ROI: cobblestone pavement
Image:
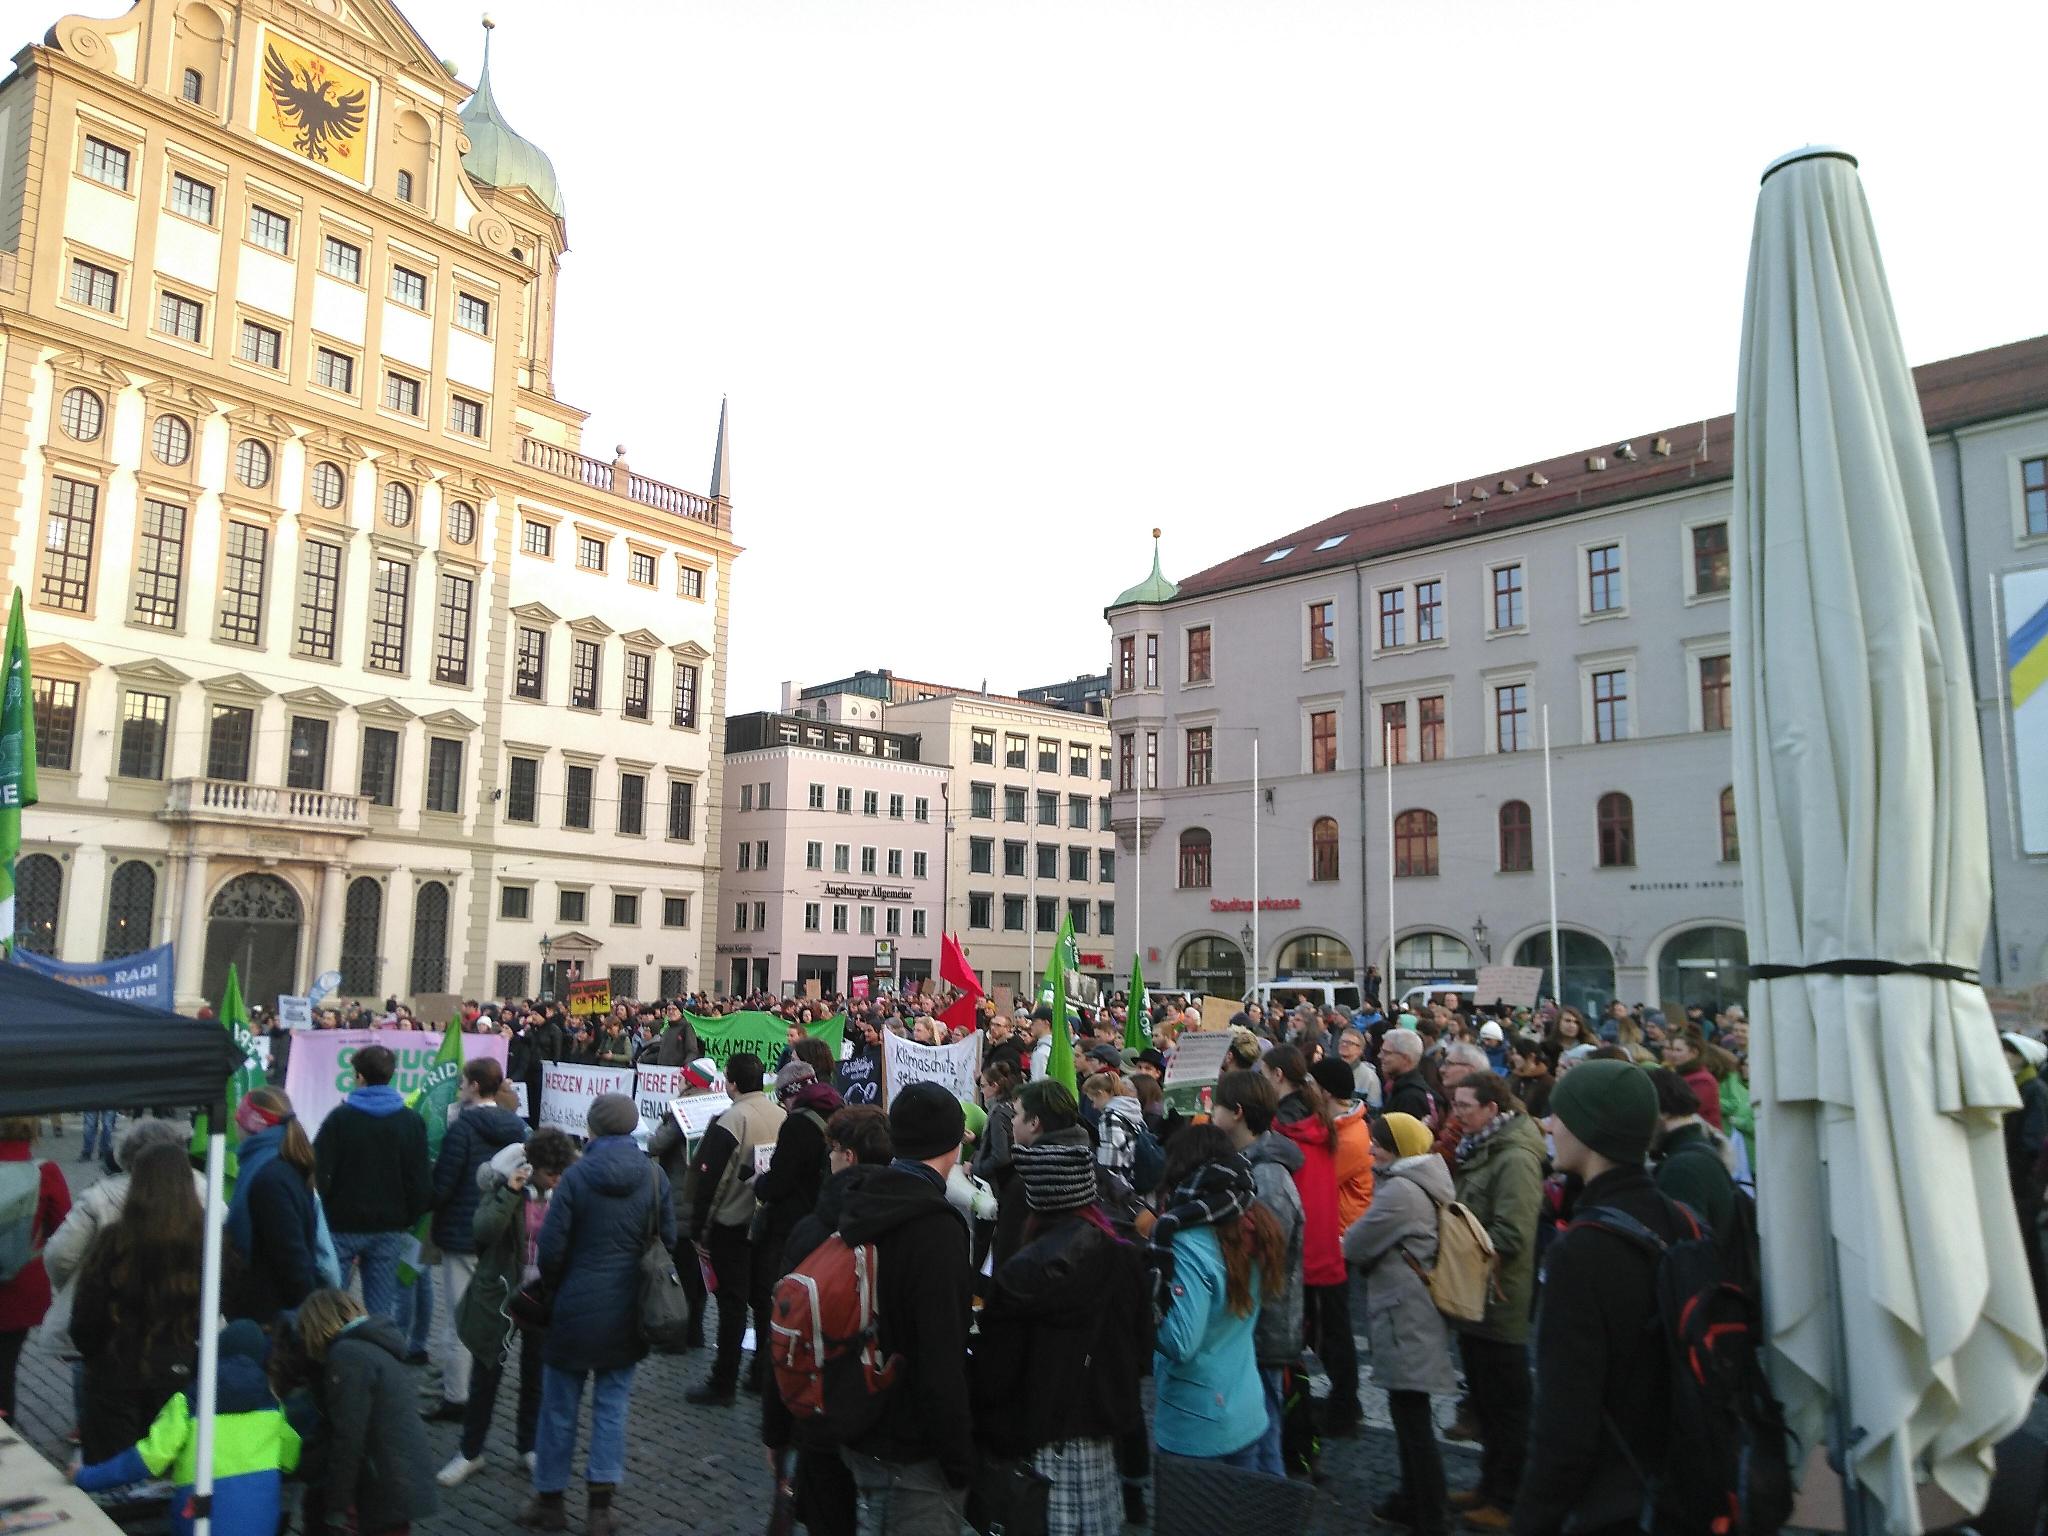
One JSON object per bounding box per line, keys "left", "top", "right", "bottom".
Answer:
{"left": 14, "top": 1119, "right": 1475, "bottom": 1534}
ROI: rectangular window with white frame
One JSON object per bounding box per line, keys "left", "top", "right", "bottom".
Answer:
{"left": 1488, "top": 560, "right": 1526, "bottom": 633}
{"left": 1583, "top": 658, "right": 1632, "bottom": 743}
{"left": 1376, "top": 586, "right": 1405, "bottom": 649}
{"left": 1582, "top": 538, "right": 1627, "bottom": 617}
{"left": 1305, "top": 600, "right": 1336, "bottom": 664}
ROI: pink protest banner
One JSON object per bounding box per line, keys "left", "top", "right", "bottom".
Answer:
{"left": 283, "top": 1028, "right": 509, "bottom": 1137}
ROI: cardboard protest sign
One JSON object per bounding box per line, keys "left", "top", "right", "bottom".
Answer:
{"left": 1198, "top": 995, "right": 1239, "bottom": 1034}
{"left": 1164, "top": 1028, "right": 1233, "bottom": 1089}
{"left": 1474, "top": 965, "right": 1544, "bottom": 1010}
{"left": 282, "top": 1029, "right": 509, "bottom": 1136}
{"left": 537, "top": 1062, "right": 634, "bottom": 1136}
{"left": 881, "top": 1029, "right": 981, "bottom": 1107}
{"left": 567, "top": 979, "right": 612, "bottom": 1017}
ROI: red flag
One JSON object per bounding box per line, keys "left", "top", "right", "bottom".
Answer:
{"left": 941, "top": 933, "right": 983, "bottom": 997}
{"left": 939, "top": 992, "right": 980, "bottom": 1036}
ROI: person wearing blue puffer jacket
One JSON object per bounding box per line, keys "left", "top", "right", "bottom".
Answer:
{"left": 1145, "top": 1126, "right": 1288, "bottom": 1472}
{"left": 226, "top": 1088, "right": 337, "bottom": 1325}
{"left": 75, "top": 1319, "right": 300, "bottom": 1536}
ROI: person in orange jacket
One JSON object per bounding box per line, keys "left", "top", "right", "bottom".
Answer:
{"left": 1310, "top": 1058, "right": 1375, "bottom": 1229}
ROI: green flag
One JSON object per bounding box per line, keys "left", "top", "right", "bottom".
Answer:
{"left": 686, "top": 1011, "right": 846, "bottom": 1070}
{"left": 1124, "top": 954, "right": 1151, "bottom": 1052}
{"left": 1044, "top": 913, "right": 1078, "bottom": 1096}
{"left": 192, "top": 963, "right": 267, "bottom": 1188}
{"left": 0, "top": 590, "right": 39, "bottom": 957}
{"left": 400, "top": 1021, "right": 465, "bottom": 1284}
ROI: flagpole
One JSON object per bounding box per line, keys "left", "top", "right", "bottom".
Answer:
{"left": 1385, "top": 721, "right": 1397, "bottom": 1010}
{"left": 1134, "top": 740, "right": 1142, "bottom": 994}
{"left": 1543, "top": 704, "right": 1561, "bottom": 1009}
{"left": 1028, "top": 828, "right": 1038, "bottom": 1001}
{"left": 1250, "top": 732, "right": 1260, "bottom": 1000}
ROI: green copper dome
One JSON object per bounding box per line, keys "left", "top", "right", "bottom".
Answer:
{"left": 459, "top": 31, "right": 564, "bottom": 220}
{"left": 1110, "top": 532, "right": 1179, "bottom": 609}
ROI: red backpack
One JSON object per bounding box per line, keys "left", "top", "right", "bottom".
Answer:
{"left": 769, "top": 1234, "right": 901, "bottom": 1443}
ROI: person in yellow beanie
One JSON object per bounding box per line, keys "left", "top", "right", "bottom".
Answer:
{"left": 1341, "top": 1112, "right": 1455, "bottom": 1534}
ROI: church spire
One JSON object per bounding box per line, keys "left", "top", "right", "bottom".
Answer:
{"left": 709, "top": 396, "right": 731, "bottom": 502}
{"left": 1109, "top": 528, "right": 1178, "bottom": 609}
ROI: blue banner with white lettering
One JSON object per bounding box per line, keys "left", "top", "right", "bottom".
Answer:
{"left": 15, "top": 943, "right": 175, "bottom": 1007}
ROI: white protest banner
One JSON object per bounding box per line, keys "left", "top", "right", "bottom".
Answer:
{"left": 277, "top": 995, "right": 313, "bottom": 1031}
{"left": 631, "top": 1064, "right": 703, "bottom": 1139}
{"left": 1164, "top": 1028, "right": 1234, "bottom": 1089}
{"left": 1473, "top": 965, "right": 1544, "bottom": 1010}
{"left": 670, "top": 1093, "right": 733, "bottom": 1140}
{"left": 537, "top": 1062, "right": 634, "bottom": 1137}
{"left": 881, "top": 1030, "right": 981, "bottom": 1107}
{"left": 283, "top": 1029, "right": 510, "bottom": 1137}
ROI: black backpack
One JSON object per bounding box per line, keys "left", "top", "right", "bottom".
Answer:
{"left": 1569, "top": 1199, "right": 1794, "bottom": 1536}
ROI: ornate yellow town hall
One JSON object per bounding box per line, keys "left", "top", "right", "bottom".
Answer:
{"left": 0, "top": 0, "right": 736, "bottom": 1009}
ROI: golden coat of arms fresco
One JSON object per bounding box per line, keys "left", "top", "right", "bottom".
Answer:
{"left": 255, "top": 32, "right": 371, "bottom": 176}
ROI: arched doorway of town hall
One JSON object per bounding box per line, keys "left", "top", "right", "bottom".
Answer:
{"left": 1656, "top": 925, "right": 1749, "bottom": 1016}
{"left": 1176, "top": 936, "right": 1245, "bottom": 998}
{"left": 1512, "top": 928, "right": 1616, "bottom": 1018}
{"left": 202, "top": 873, "right": 303, "bottom": 1010}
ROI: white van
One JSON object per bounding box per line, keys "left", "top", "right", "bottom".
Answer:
{"left": 1398, "top": 982, "right": 1477, "bottom": 1014}
{"left": 1248, "top": 979, "right": 1364, "bottom": 1015}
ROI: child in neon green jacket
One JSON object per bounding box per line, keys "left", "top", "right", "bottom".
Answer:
{"left": 76, "top": 1319, "right": 300, "bottom": 1536}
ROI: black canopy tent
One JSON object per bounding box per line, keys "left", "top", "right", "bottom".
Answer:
{"left": 0, "top": 961, "right": 243, "bottom": 1115}
{"left": 0, "top": 959, "right": 244, "bottom": 1536}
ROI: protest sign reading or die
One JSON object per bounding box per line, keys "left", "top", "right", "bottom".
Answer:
{"left": 881, "top": 1030, "right": 981, "bottom": 1107}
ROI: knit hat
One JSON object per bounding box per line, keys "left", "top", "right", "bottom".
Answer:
{"left": 1013, "top": 1134, "right": 1097, "bottom": 1213}
{"left": 1373, "top": 1111, "right": 1434, "bottom": 1160}
{"left": 1478, "top": 1021, "right": 1504, "bottom": 1044}
{"left": 681, "top": 1057, "right": 724, "bottom": 1093}
{"left": 1548, "top": 1058, "right": 1658, "bottom": 1165}
{"left": 889, "top": 1081, "right": 965, "bottom": 1161}
{"left": 587, "top": 1092, "right": 640, "bottom": 1138}
{"left": 774, "top": 1060, "right": 816, "bottom": 1104}
{"left": 1309, "top": 1057, "right": 1356, "bottom": 1103}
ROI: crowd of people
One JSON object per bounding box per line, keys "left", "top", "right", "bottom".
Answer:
{"left": 4, "top": 979, "right": 2046, "bottom": 1536}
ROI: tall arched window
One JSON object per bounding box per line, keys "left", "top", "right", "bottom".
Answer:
{"left": 1719, "top": 786, "right": 1739, "bottom": 862}
{"left": 1597, "top": 792, "right": 1635, "bottom": 867}
{"left": 1498, "top": 800, "right": 1533, "bottom": 872}
{"left": 1394, "top": 810, "right": 1438, "bottom": 877}
{"left": 409, "top": 881, "right": 450, "bottom": 994}
{"left": 339, "top": 877, "right": 383, "bottom": 996}
{"left": 1311, "top": 817, "right": 1340, "bottom": 882}
{"left": 1177, "top": 828, "right": 1211, "bottom": 890}
{"left": 13, "top": 853, "right": 61, "bottom": 955}
{"left": 103, "top": 861, "right": 157, "bottom": 959}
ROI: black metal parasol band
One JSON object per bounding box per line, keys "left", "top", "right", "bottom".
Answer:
{"left": 1748, "top": 959, "right": 1980, "bottom": 985}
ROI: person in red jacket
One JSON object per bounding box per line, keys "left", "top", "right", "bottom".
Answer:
{"left": 1263, "top": 1046, "right": 1359, "bottom": 1436}
{"left": 0, "top": 1116, "right": 73, "bottom": 1423}
{"left": 1664, "top": 1024, "right": 1726, "bottom": 1132}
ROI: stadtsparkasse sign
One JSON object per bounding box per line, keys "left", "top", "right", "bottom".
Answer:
{"left": 1208, "top": 897, "right": 1303, "bottom": 912}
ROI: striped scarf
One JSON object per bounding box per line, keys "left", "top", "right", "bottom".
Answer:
{"left": 1145, "top": 1155, "right": 1256, "bottom": 1321}
{"left": 1014, "top": 1136, "right": 1099, "bottom": 1214}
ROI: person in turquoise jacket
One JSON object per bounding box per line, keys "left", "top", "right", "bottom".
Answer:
{"left": 1146, "top": 1126, "right": 1289, "bottom": 1470}
{"left": 75, "top": 1318, "right": 300, "bottom": 1536}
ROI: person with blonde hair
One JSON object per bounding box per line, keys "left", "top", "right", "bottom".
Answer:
{"left": 296, "top": 1288, "right": 438, "bottom": 1535}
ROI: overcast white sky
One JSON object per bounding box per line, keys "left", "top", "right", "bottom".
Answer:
{"left": 400, "top": 1, "right": 2048, "bottom": 709}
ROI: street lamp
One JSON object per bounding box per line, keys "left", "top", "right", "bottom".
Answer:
{"left": 1239, "top": 922, "right": 1254, "bottom": 995}
{"left": 1472, "top": 915, "right": 1491, "bottom": 963}
{"left": 539, "top": 931, "right": 554, "bottom": 1000}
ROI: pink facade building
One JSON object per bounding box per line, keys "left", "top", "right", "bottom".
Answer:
{"left": 716, "top": 712, "right": 949, "bottom": 995}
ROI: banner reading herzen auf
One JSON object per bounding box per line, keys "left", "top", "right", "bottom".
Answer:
{"left": 686, "top": 1011, "right": 846, "bottom": 1070}
{"left": 536, "top": 1061, "right": 633, "bottom": 1137}
{"left": 881, "top": 1029, "right": 981, "bottom": 1108}
{"left": 283, "top": 1028, "right": 509, "bottom": 1137}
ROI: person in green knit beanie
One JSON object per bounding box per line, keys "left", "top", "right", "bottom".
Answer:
{"left": 1547, "top": 1059, "right": 1659, "bottom": 1166}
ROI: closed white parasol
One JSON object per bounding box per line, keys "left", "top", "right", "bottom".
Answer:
{"left": 1732, "top": 145, "right": 2045, "bottom": 1532}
